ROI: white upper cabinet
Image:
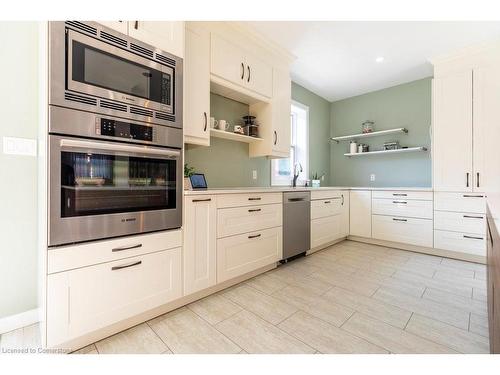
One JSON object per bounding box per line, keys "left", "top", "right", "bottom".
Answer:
{"left": 98, "top": 21, "right": 128, "bottom": 34}
{"left": 211, "top": 34, "right": 248, "bottom": 88}
{"left": 432, "top": 71, "right": 473, "bottom": 192}
{"left": 249, "top": 67, "right": 291, "bottom": 158}
{"left": 210, "top": 33, "right": 273, "bottom": 98}
{"left": 128, "top": 21, "right": 185, "bottom": 58}
{"left": 184, "top": 24, "right": 211, "bottom": 146}
{"left": 473, "top": 65, "right": 500, "bottom": 193}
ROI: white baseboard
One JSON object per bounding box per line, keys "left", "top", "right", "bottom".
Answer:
{"left": 0, "top": 308, "right": 40, "bottom": 335}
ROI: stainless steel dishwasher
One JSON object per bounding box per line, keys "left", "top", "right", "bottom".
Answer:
{"left": 282, "top": 191, "right": 311, "bottom": 260}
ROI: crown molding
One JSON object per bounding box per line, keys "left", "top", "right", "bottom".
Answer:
{"left": 429, "top": 37, "right": 500, "bottom": 66}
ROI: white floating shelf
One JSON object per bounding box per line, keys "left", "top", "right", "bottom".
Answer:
{"left": 331, "top": 127, "right": 408, "bottom": 142}
{"left": 344, "top": 147, "right": 427, "bottom": 157}
{"left": 210, "top": 128, "right": 263, "bottom": 143}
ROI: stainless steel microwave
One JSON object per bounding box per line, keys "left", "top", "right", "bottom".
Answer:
{"left": 49, "top": 21, "right": 182, "bottom": 128}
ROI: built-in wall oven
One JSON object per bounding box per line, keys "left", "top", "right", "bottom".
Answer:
{"left": 48, "top": 107, "right": 183, "bottom": 247}
{"left": 49, "top": 21, "right": 182, "bottom": 128}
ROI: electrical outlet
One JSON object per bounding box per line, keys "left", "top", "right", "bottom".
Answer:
{"left": 370, "top": 174, "right": 376, "bottom": 182}
{"left": 252, "top": 170, "right": 257, "bottom": 180}
{"left": 321, "top": 175, "right": 325, "bottom": 181}
{"left": 2, "top": 137, "right": 37, "bottom": 156}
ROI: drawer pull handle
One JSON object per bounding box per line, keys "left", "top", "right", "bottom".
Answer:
{"left": 112, "top": 244, "right": 142, "bottom": 252}
{"left": 463, "top": 215, "right": 483, "bottom": 219}
{"left": 392, "top": 218, "right": 407, "bottom": 222}
{"left": 192, "top": 198, "right": 212, "bottom": 202}
{"left": 463, "top": 194, "right": 484, "bottom": 198}
{"left": 393, "top": 193, "right": 407, "bottom": 196}
{"left": 248, "top": 197, "right": 261, "bottom": 201}
{"left": 463, "top": 235, "right": 483, "bottom": 240}
{"left": 248, "top": 234, "right": 261, "bottom": 239}
{"left": 248, "top": 208, "right": 262, "bottom": 212}
{"left": 324, "top": 201, "right": 331, "bottom": 204}
{"left": 392, "top": 201, "right": 407, "bottom": 204}
{"left": 112, "top": 260, "right": 142, "bottom": 271}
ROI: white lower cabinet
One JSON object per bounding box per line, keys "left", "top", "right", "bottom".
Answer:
{"left": 311, "top": 215, "right": 341, "bottom": 249}
{"left": 311, "top": 198, "right": 342, "bottom": 220}
{"left": 434, "top": 230, "right": 486, "bottom": 256}
{"left": 372, "top": 215, "right": 433, "bottom": 247}
{"left": 47, "top": 248, "right": 182, "bottom": 347}
{"left": 434, "top": 192, "right": 486, "bottom": 214}
{"left": 217, "top": 227, "right": 282, "bottom": 282}
{"left": 184, "top": 196, "right": 217, "bottom": 295}
{"left": 217, "top": 203, "right": 282, "bottom": 238}
{"left": 349, "top": 190, "right": 372, "bottom": 238}
{"left": 372, "top": 198, "right": 433, "bottom": 219}
{"left": 434, "top": 210, "right": 486, "bottom": 235}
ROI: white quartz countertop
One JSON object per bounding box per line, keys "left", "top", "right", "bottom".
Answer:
{"left": 184, "top": 186, "right": 433, "bottom": 195}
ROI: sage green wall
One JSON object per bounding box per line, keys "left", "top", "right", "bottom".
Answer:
{"left": 292, "top": 82, "right": 332, "bottom": 184}
{"left": 0, "top": 22, "right": 39, "bottom": 319}
{"left": 185, "top": 83, "right": 332, "bottom": 188}
{"left": 330, "top": 78, "right": 432, "bottom": 187}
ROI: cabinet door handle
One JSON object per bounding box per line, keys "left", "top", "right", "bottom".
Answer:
{"left": 393, "top": 193, "right": 407, "bottom": 196}
{"left": 248, "top": 197, "right": 261, "bottom": 201}
{"left": 192, "top": 198, "right": 211, "bottom": 202}
{"left": 248, "top": 208, "right": 261, "bottom": 212}
{"left": 203, "top": 112, "right": 207, "bottom": 132}
{"left": 247, "top": 66, "right": 251, "bottom": 82}
{"left": 273, "top": 131, "right": 277, "bottom": 145}
{"left": 248, "top": 233, "right": 261, "bottom": 239}
{"left": 112, "top": 243, "right": 142, "bottom": 252}
{"left": 477, "top": 172, "right": 480, "bottom": 188}
{"left": 463, "top": 194, "right": 484, "bottom": 198}
{"left": 463, "top": 235, "right": 484, "bottom": 240}
{"left": 463, "top": 215, "right": 484, "bottom": 219}
{"left": 466, "top": 172, "right": 469, "bottom": 187}
{"left": 324, "top": 201, "right": 331, "bottom": 204}
{"left": 112, "top": 260, "right": 142, "bottom": 271}
{"left": 392, "top": 201, "right": 407, "bottom": 204}
{"left": 392, "top": 218, "right": 407, "bottom": 222}
{"left": 241, "top": 63, "right": 245, "bottom": 80}
{"left": 134, "top": 21, "right": 139, "bottom": 30}
{"left": 341, "top": 194, "right": 344, "bottom": 205}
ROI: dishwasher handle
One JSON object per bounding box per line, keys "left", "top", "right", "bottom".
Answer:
{"left": 287, "top": 197, "right": 306, "bottom": 202}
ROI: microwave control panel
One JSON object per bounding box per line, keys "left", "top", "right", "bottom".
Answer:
{"left": 96, "top": 118, "right": 153, "bottom": 142}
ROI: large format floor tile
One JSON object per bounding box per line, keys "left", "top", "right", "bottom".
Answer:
{"left": 278, "top": 311, "right": 388, "bottom": 354}
{"left": 187, "top": 293, "right": 242, "bottom": 325}
{"left": 222, "top": 284, "right": 297, "bottom": 325}
{"left": 244, "top": 272, "right": 288, "bottom": 295}
{"left": 342, "top": 313, "right": 457, "bottom": 354}
{"left": 216, "top": 310, "right": 315, "bottom": 354}
{"left": 95, "top": 323, "right": 168, "bottom": 354}
{"left": 324, "top": 287, "right": 412, "bottom": 329}
{"left": 405, "top": 314, "right": 490, "bottom": 354}
{"left": 148, "top": 308, "right": 241, "bottom": 354}
{"left": 373, "top": 287, "right": 470, "bottom": 330}
{"left": 422, "top": 287, "right": 488, "bottom": 317}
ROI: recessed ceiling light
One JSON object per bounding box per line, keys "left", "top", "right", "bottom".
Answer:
{"left": 375, "top": 56, "right": 385, "bottom": 63}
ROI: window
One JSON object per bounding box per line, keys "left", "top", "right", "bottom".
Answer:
{"left": 271, "top": 101, "right": 309, "bottom": 186}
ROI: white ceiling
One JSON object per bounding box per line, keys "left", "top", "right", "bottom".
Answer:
{"left": 241, "top": 21, "right": 500, "bottom": 102}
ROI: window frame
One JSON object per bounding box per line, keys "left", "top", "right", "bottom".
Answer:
{"left": 270, "top": 100, "right": 309, "bottom": 186}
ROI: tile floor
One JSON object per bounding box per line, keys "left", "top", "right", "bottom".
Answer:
{"left": 0, "top": 240, "right": 490, "bottom": 354}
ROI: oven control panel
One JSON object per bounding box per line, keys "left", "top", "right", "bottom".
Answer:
{"left": 96, "top": 118, "right": 153, "bottom": 142}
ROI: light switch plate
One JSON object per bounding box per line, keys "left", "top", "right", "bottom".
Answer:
{"left": 252, "top": 170, "right": 257, "bottom": 180}
{"left": 2, "top": 137, "right": 37, "bottom": 157}
{"left": 370, "top": 174, "right": 376, "bottom": 181}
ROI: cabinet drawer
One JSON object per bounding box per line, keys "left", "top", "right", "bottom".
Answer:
{"left": 372, "top": 198, "right": 433, "bottom": 219}
{"left": 434, "top": 230, "right": 486, "bottom": 256}
{"left": 372, "top": 215, "right": 433, "bottom": 247}
{"left": 434, "top": 211, "right": 486, "bottom": 235}
{"left": 217, "top": 203, "right": 282, "bottom": 238}
{"left": 434, "top": 192, "right": 486, "bottom": 214}
{"left": 47, "top": 247, "right": 182, "bottom": 347}
{"left": 217, "top": 193, "right": 282, "bottom": 208}
{"left": 217, "top": 227, "right": 282, "bottom": 282}
{"left": 48, "top": 230, "right": 182, "bottom": 274}
{"left": 372, "top": 190, "right": 433, "bottom": 201}
{"left": 311, "top": 198, "right": 342, "bottom": 220}
{"left": 311, "top": 190, "right": 343, "bottom": 200}
{"left": 311, "top": 215, "right": 341, "bottom": 249}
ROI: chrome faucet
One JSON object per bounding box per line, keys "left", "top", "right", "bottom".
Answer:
{"left": 292, "top": 163, "right": 303, "bottom": 188}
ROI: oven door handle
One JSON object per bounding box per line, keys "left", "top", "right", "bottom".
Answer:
{"left": 60, "top": 138, "right": 180, "bottom": 159}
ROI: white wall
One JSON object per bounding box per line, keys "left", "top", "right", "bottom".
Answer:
{"left": 0, "top": 22, "right": 39, "bottom": 319}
